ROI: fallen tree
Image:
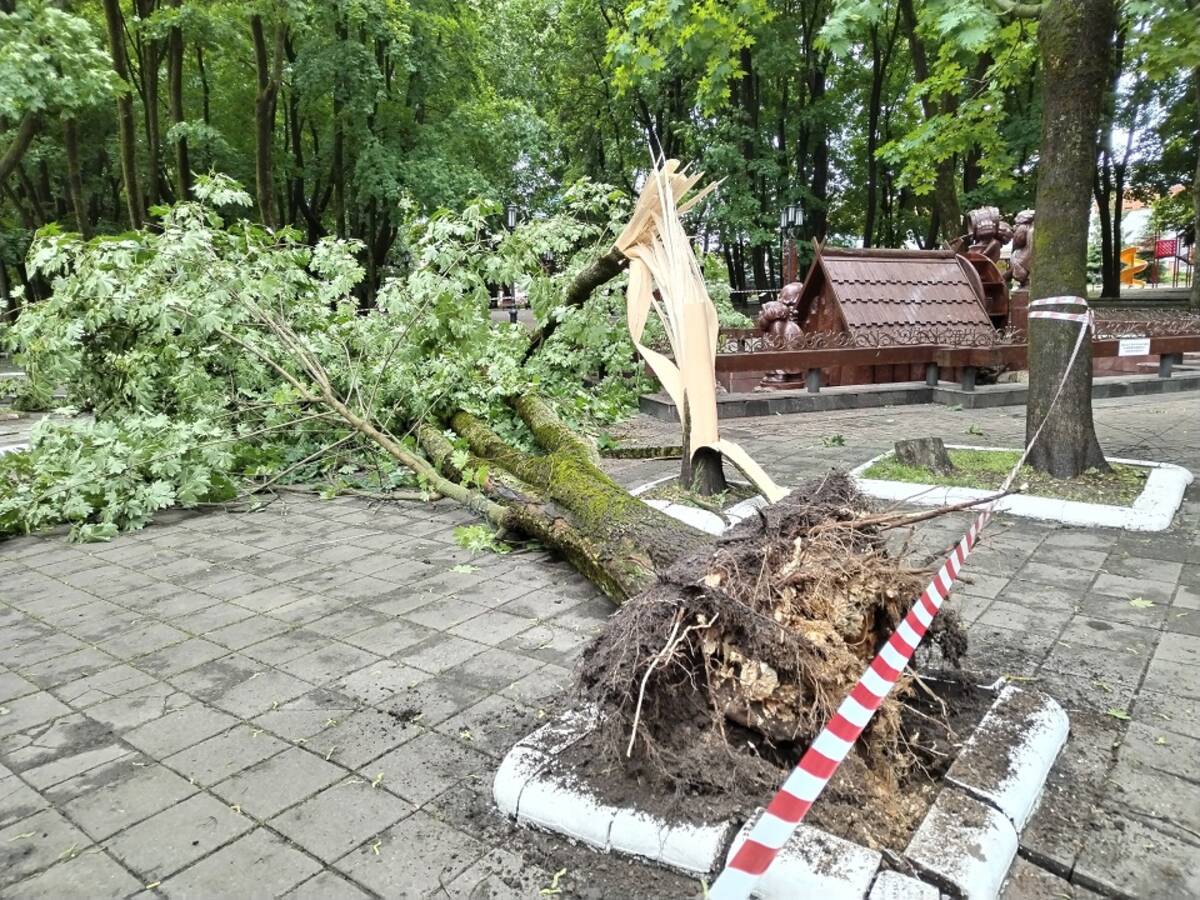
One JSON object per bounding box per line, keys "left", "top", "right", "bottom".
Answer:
{"left": 2, "top": 173, "right": 964, "bottom": 791}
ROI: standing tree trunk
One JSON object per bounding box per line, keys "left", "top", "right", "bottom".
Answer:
{"left": 166, "top": 0, "right": 190, "bottom": 201}
{"left": 102, "top": 0, "right": 143, "bottom": 228}
{"left": 135, "top": 0, "right": 163, "bottom": 206}
{"left": 1192, "top": 68, "right": 1200, "bottom": 311}
{"left": 1024, "top": 0, "right": 1115, "bottom": 477}
{"left": 63, "top": 118, "right": 91, "bottom": 238}
{"left": 250, "top": 14, "right": 283, "bottom": 228}
{"left": 899, "top": 0, "right": 963, "bottom": 244}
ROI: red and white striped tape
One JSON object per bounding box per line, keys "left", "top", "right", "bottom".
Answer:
{"left": 1029, "top": 295, "right": 1089, "bottom": 308}
{"left": 1028, "top": 310, "right": 1092, "bottom": 326}
{"left": 707, "top": 297, "right": 1093, "bottom": 899}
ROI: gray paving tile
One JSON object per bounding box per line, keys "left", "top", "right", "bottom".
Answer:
{"left": 3, "top": 846, "right": 142, "bottom": 899}
{"left": 104, "top": 791, "right": 253, "bottom": 882}
{"left": 53, "top": 664, "right": 157, "bottom": 708}
{"left": 86, "top": 682, "right": 191, "bottom": 733}
{"left": 1091, "top": 571, "right": 1179, "bottom": 605}
{"left": 61, "top": 761, "right": 197, "bottom": 840}
{"left": 121, "top": 704, "right": 239, "bottom": 758}
{"left": 158, "top": 827, "right": 322, "bottom": 898}
{"left": 335, "top": 809, "right": 485, "bottom": 896}
{"left": 396, "top": 634, "right": 485, "bottom": 675}
{"left": 279, "top": 643, "right": 380, "bottom": 686}
{"left": 269, "top": 780, "right": 412, "bottom": 863}
{"left": 305, "top": 708, "right": 425, "bottom": 770}
{"left": 164, "top": 724, "right": 288, "bottom": 787}
{"left": 0, "top": 808, "right": 95, "bottom": 889}
{"left": 0, "top": 692, "right": 72, "bottom": 738}
{"left": 0, "top": 771, "right": 48, "bottom": 829}
{"left": 212, "top": 746, "right": 343, "bottom": 819}
{"left": 368, "top": 731, "right": 490, "bottom": 806}
{"left": 285, "top": 869, "right": 372, "bottom": 899}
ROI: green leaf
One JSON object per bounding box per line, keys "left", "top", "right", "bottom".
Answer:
{"left": 1128, "top": 597, "right": 1155, "bottom": 609}
{"left": 1105, "top": 708, "right": 1131, "bottom": 721}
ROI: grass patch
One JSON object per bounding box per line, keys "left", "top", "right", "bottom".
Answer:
{"left": 863, "top": 448, "right": 1149, "bottom": 506}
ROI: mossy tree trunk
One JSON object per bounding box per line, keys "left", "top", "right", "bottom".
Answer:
{"left": 1024, "top": 0, "right": 1114, "bottom": 478}
{"left": 436, "top": 394, "right": 713, "bottom": 601}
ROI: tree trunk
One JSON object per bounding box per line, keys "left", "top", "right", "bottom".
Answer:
{"left": 1024, "top": 0, "right": 1114, "bottom": 478}
{"left": 899, "top": 0, "right": 962, "bottom": 244}
{"left": 136, "top": 0, "right": 163, "bottom": 207}
{"left": 251, "top": 14, "right": 283, "bottom": 228}
{"left": 864, "top": 27, "right": 884, "bottom": 248}
{"left": 63, "top": 118, "right": 91, "bottom": 238}
{"left": 0, "top": 112, "right": 38, "bottom": 187}
{"left": 443, "top": 397, "right": 713, "bottom": 600}
{"left": 1093, "top": 168, "right": 1117, "bottom": 297}
{"left": 167, "top": 0, "right": 190, "bottom": 201}
{"left": 1192, "top": 69, "right": 1200, "bottom": 311}
{"left": 102, "top": 0, "right": 143, "bottom": 228}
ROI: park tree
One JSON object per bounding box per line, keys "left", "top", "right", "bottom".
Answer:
{"left": 1023, "top": 0, "right": 1116, "bottom": 475}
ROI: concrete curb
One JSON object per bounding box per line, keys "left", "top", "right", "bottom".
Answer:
{"left": 946, "top": 685, "right": 1069, "bottom": 831}
{"left": 493, "top": 686, "right": 1068, "bottom": 897}
{"left": 631, "top": 477, "right": 772, "bottom": 537}
{"left": 850, "top": 445, "right": 1193, "bottom": 532}
{"left": 904, "top": 788, "right": 1018, "bottom": 900}
{"left": 724, "top": 814, "right": 881, "bottom": 899}
{"left": 867, "top": 870, "right": 940, "bottom": 900}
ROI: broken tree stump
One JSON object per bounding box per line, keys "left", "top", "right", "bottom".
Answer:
{"left": 894, "top": 437, "right": 956, "bottom": 475}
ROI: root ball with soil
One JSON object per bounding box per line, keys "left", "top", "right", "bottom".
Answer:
{"left": 574, "top": 473, "right": 968, "bottom": 845}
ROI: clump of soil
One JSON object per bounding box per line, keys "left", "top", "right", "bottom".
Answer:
{"left": 574, "top": 472, "right": 970, "bottom": 850}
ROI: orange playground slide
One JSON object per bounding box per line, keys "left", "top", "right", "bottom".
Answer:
{"left": 1120, "top": 246, "right": 1148, "bottom": 286}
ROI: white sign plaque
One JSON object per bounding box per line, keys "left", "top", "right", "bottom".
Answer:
{"left": 1118, "top": 337, "right": 1151, "bottom": 357}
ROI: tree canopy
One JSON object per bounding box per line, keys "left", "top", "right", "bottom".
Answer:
{"left": 0, "top": 0, "right": 1193, "bottom": 303}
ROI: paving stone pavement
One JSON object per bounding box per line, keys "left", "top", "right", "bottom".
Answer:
{"left": 1, "top": 394, "right": 1198, "bottom": 898}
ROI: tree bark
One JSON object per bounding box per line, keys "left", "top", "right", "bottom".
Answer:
{"left": 251, "top": 14, "right": 283, "bottom": 228}
{"left": 63, "top": 118, "right": 91, "bottom": 238}
{"left": 167, "top": 0, "right": 190, "bottom": 201}
{"left": 135, "top": 0, "right": 163, "bottom": 206}
{"left": 523, "top": 246, "right": 628, "bottom": 362}
{"left": 898, "top": 0, "right": 963, "bottom": 243}
{"left": 1024, "top": 0, "right": 1114, "bottom": 478}
{"left": 0, "top": 112, "right": 38, "bottom": 187}
{"left": 1192, "top": 68, "right": 1200, "bottom": 311}
{"left": 102, "top": 0, "right": 143, "bottom": 228}
{"left": 445, "top": 398, "right": 712, "bottom": 600}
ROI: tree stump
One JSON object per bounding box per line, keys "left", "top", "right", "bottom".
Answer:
{"left": 894, "top": 438, "right": 956, "bottom": 475}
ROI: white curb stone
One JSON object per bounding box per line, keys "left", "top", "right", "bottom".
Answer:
{"left": 643, "top": 498, "right": 728, "bottom": 535}
{"left": 492, "top": 744, "right": 548, "bottom": 818}
{"left": 946, "top": 685, "right": 1069, "bottom": 830}
{"left": 849, "top": 445, "right": 1193, "bottom": 532}
{"left": 868, "top": 870, "right": 940, "bottom": 900}
{"left": 609, "top": 808, "right": 733, "bottom": 873}
{"left": 726, "top": 813, "right": 882, "bottom": 900}
{"left": 517, "top": 772, "right": 615, "bottom": 850}
{"left": 904, "top": 788, "right": 1018, "bottom": 900}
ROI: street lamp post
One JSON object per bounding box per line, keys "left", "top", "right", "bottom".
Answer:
{"left": 778, "top": 202, "right": 804, "bottom": 285}
{"left": 505, "top": 203, "right": 519, "bottom": 324}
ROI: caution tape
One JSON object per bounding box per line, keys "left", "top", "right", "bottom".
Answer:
{"left": 707, "top": 297, "right": 1093, "bottom": 899}
{"left": 1029, "top": 295, "right": 1089, "bottom": 308}
{"left": 1028, "top": 310, "right": 1093, "bottom": 326}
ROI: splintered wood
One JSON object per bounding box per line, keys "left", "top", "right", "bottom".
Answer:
{"left": 615, "top": 159, "right": 786, "bottom": 503}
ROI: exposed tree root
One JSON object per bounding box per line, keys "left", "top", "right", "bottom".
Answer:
{"left": 576, "top": 474, "right": 967, "bottom": 822}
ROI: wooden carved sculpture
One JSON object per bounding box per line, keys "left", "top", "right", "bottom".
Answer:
{"left": 616, "top": 159, "right": 787, "bottom": 502}
{"left": 1008, "top": 209, "right": 1035, "bottom": 288}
